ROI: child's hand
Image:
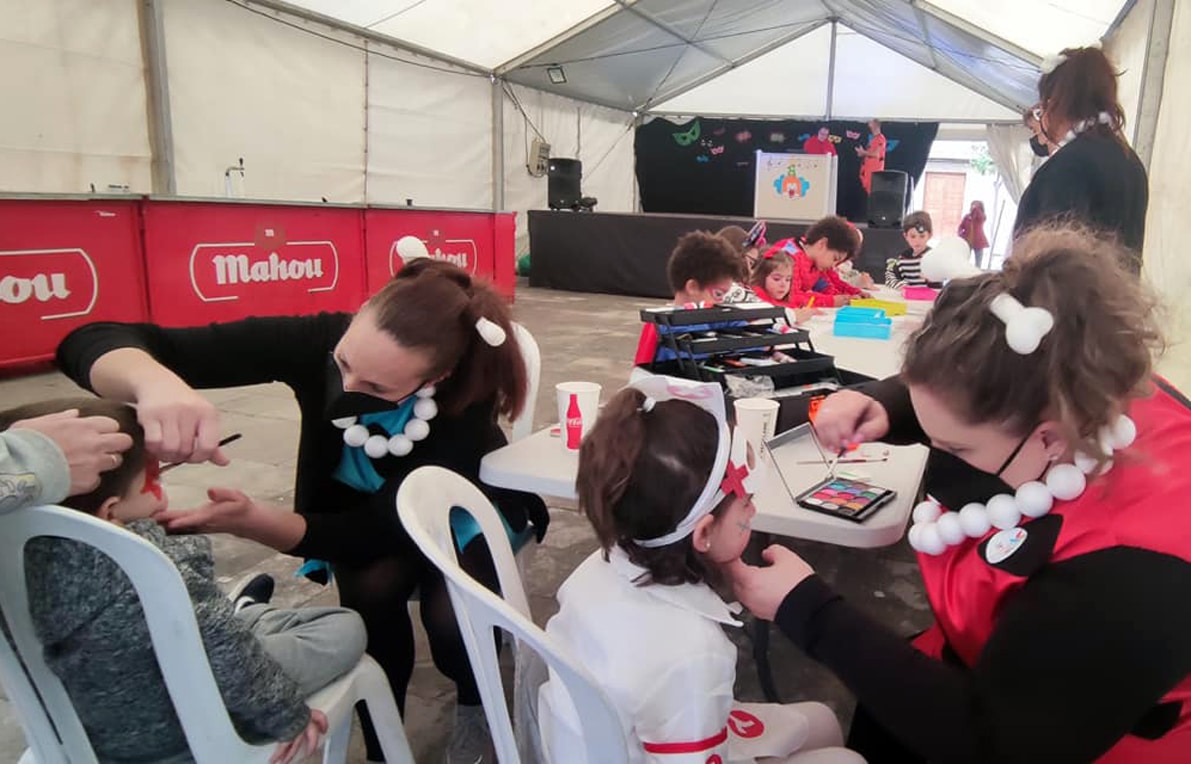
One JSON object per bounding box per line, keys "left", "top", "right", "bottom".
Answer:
{"left": 859, "top": 273, "right": 875, "bottom": 288}
{"left": 792, "top": 308, "right": 816, "bottom": 324}
{"left": 859, "top": 290, "right": 873, "bottom": 299}
{"left": 832, "top": 294, "right": 850, "bottom": 308}
{"left": 154, "top": 487, "right": 258, "bottom": 536}
{"left": 271, "top": 709, "right": 328, "bottom": 764}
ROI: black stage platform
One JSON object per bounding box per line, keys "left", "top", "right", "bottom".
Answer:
{"left": 527, "top": 210, "right": 908, "bottom": 298}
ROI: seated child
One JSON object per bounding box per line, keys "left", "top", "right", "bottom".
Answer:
{"left": 2, "top": 397, "right": 367, "bottom": 764}
{"left": 634, "top": 231, "right": 743, "bottom": 366}
{"left": 716, "top": 222, "right": 768, "bottom": 301}
{"left": 538, "top": 376, "right": 864, "bottom": 763}
{"left": 885, "top": 211, "right": 941, "bottom": 289}
{"left": 764, "top": 215, "right": 869, "bottom": 307}
{"left": 749, "top": 252, "right": 814, "bottom": 323}
{"left": 836, "top": 224, "right": 876, "bottom": 290}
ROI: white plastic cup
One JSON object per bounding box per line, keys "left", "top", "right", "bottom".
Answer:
{"left": 556, "top": 381, "right": 601, "bottom": 451}
{"left": 734, "top": 397, "right": 780, "bottom": 453}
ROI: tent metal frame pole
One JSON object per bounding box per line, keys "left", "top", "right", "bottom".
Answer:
{"left": 139, "top": 0, "right": 175, "bottom": 195}
{"left": 642, "top": 18, "right": 830, "bottom": 110}
{"left": 495, "top": 4, "right": 623, "bottom": 75}
{"left": 239, "top": 0, "right": 490, "bottom": 75}
{"left": 825, "top": 20, "right": 837, "bottom": 118}
{"left": 911, "top": 0, "right": 1042, "bottom": 67}
{"left": 491, "top": 78, "right": 505, "bottom": 211}
{"left": 613, "top": 0, "right": 732, "bottom": 65}
{"left": 1132, "top": 0, "right": 1174, "bottom": 168}
{"left": 1105, "top": 0, "right": 1141, "bottom": 39}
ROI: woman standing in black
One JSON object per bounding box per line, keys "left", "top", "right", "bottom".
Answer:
{"left": 1014, "top": 45, "right": 1148, "bottom": 274}
{"left": 57, "top": 259, "right": 547, "bottom": 763}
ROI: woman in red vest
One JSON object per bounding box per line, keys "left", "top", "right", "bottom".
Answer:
{"left": 728, "top": 225, "right": 1191, "bottom": 763}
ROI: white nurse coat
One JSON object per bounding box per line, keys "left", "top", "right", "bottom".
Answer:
{"left": 538, "top": 547, "right": 843, "bottom": 763}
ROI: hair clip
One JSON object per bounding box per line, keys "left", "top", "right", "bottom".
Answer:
{"left": 639, "top": 396, "right": 656, "bottom": 413}
{"left": 913, "top": 223, "right": 928, "bottom": 234}
{"left": 744, "top": 221, "right": 767, "bottom": 248}
{"left": 1040, "top": 52, "right": 1067, "bottom": 74}
{"left": 989, "top": 294, "right": 1054, "bottom": 354}
{"left": 475, "top": 316, "right": 507, "bottom": 347}
{"left": 395, "top": 235, "right": 429, "bottom": 262}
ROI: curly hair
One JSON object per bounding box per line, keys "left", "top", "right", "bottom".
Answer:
{"left": 901, "top": 225, "right": 1163, "bottom": 462}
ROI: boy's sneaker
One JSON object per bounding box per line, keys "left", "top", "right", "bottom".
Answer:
{"left": 445, "top": 704, "right": 492, "bottom": 764}
{"left": 230, "top": 573, "right": 274, "bottom": 614}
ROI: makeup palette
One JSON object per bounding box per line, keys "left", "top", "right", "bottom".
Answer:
{"left": 795, "top": 476, "right": 896, "bottom": 522}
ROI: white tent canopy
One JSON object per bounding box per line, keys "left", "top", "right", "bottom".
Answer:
{"left": 283, "top": 0, "right": 1128, "bottom": 119}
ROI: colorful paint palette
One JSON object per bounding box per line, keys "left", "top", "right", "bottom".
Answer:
{"left": 795, "top": 476, "right": 896, "bottom": 523}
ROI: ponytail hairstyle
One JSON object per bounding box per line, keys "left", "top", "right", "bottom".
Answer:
{"left": 902, "top": 225, "right": 1163, "bottom": 461}
{"left": 0, "top": 397, "right": 146, "bottom": 516}
{"left": 577, "top": 388, "right": 730, "bottom": 586}
{"left": 749, "top": 250, "right": 793, "bottom": 292}
{"left": 1039, "top": 46, "right": 1127, "bottom": 143}
{"left": 364, "top": 259, "right": 527, "bottom": 420}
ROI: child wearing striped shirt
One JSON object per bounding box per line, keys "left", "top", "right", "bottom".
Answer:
{"left": 886, "top": 211, "right": 940, "bottom": 289}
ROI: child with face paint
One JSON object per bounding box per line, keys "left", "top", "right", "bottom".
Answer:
{"left": 56, "top": 259, "right": 546, "bottom": 763}
{"left": 0, "top": 397, "right": 366, "bottom": 764}
{"left": 538, "top": 376, "right": 864, "bottom": 764}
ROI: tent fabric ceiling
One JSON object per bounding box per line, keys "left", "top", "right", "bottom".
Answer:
{"left": 275, "top": 0, "right": 1128, "bottom": 119}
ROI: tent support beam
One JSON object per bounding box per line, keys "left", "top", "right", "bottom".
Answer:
{"left": 495, "top": 4, "right": 624, "bottom": 75}
{"left": 1105, "top": 0, "right": 1141, "bottom": 39}
{"left": 138, "top": 0, "right": 175, "bottom": 195}
{"left": 237, "top": 0, "right": 490, "bottom": 75}
{"left": 642, "top": 19, "right": 830, "bottom": 111}
{"left": 825, "top": 21, "right": 837, "bottom": 118}
{"left": 911, "top": 4, "right": 939, "bottom": 70}
{"left": 1133, "top": 0, "right": 1174, "bottom": 168}
{"left": 911, "top": 0, "right": 1042, "bottom": 67}
{"left": 613, "top": 1, "right": 732, "bottom": 66}
{"left": 491, "top": 78, "right": 504, "bottom": 211}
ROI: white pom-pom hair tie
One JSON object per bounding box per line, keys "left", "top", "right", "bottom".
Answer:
{"left": 475, "top": 316, "right": 507, "bottom": 347}
{"left": 989, "top": 293, "right": 1055, "bottom": 355}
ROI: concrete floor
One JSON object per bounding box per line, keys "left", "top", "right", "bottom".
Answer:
{"left": 0, "top": 281, "right": 933, "bottom": 762}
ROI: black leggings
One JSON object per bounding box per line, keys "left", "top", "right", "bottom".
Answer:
{"left": 335, "top": 537, "right": 500, "bottom": 760}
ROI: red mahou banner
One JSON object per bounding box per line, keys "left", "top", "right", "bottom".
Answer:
{"left": 0, "top": 199, "right": 148, "bottom": 368}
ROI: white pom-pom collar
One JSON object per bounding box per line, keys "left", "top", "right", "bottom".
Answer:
{"left": 909, "top": 415, "right": 1135, "bottom": 556}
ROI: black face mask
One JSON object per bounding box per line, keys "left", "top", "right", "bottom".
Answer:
{"left": 1029, "top": 135, "right": 1050, "bottom": 158}
{"left": 324, "top": 355, "right": 409, "bottom": 421}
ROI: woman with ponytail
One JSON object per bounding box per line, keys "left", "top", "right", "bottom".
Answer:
{"left": 1015, "top": 45, "right": 1148, "bottom": 274}
{"left": 57, "top": 258, "right": 548, "bottom": 763}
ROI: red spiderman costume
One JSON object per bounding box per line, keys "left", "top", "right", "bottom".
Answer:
{"left": 774, "top": 376, "right": 1191, "bottom": 763}
{"left": 761, "top": 238, "right": 861, "bottom": 307}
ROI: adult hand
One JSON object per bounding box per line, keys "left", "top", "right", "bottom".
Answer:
{"left": 725, "top": 545, "right": 815, "bottom": 621}
{"left": 11, "top": 410, "right": 134, "bottom": 496}
{"left": 155, "top": 487, "right": 259, "bottom": 536}
{"left": 832, "top": 295, "right": 851, "bottom": 308}
{"left": 270, "top": 709, "right": 327, "bottom": 764}
{"left": 136, "top": 383, "right": 229, "bottom": 465}
{"left": 813, "top": 389, "right": 889, "bottom": 451}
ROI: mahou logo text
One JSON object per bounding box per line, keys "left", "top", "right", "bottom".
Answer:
{"left": 0, "top": 249, "right": 98, "bottom": 320}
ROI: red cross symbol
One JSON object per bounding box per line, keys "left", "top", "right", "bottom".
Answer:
{"left": 721, "top": 461, "right": 750, "bottom": 498}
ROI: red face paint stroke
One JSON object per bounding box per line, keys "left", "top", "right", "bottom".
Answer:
{"left": 141, "top": 459, "right": 164, "bottom": 502}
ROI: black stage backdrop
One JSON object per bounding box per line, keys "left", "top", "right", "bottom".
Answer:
{"left": 635, "top": 118, "right": 939, "bottom": 222}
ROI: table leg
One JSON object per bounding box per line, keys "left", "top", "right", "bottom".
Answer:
{"left": 744, "top": 531, "right": 781, "bottom": 703}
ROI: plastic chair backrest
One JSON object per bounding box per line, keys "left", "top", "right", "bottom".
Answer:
{"left": 396, "top": 467, "right": 626, "bottom": 763}
{"left": 510, "top": 323, "right": 541, "bottom": 443}
{"left": 0, "top": 505, "right": 270, "bottom": 763}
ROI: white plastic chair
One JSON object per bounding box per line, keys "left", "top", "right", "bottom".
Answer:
{"left": 0, "top": 504, "right": 413, "bottom": 764}
{"left": 510, "top": 322, "right": 541, "bottom": 442}
{"left": 396, "top": 466, "right": 627, "bottom": 764}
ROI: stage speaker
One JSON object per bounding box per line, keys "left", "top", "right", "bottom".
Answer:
{"left": 868, "top": 170, "right": 909, "bottom": 228}
{"left": 548, "top": 158, "right": 582, "bottom": 210}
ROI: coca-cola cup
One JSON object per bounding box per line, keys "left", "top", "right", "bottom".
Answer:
{"left": 555, "top": 381, "right": 601, "bottom": 452}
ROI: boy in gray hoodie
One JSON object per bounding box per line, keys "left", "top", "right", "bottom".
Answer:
{"left": 3, "top": 398, "right": 367, "bottom": 764}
